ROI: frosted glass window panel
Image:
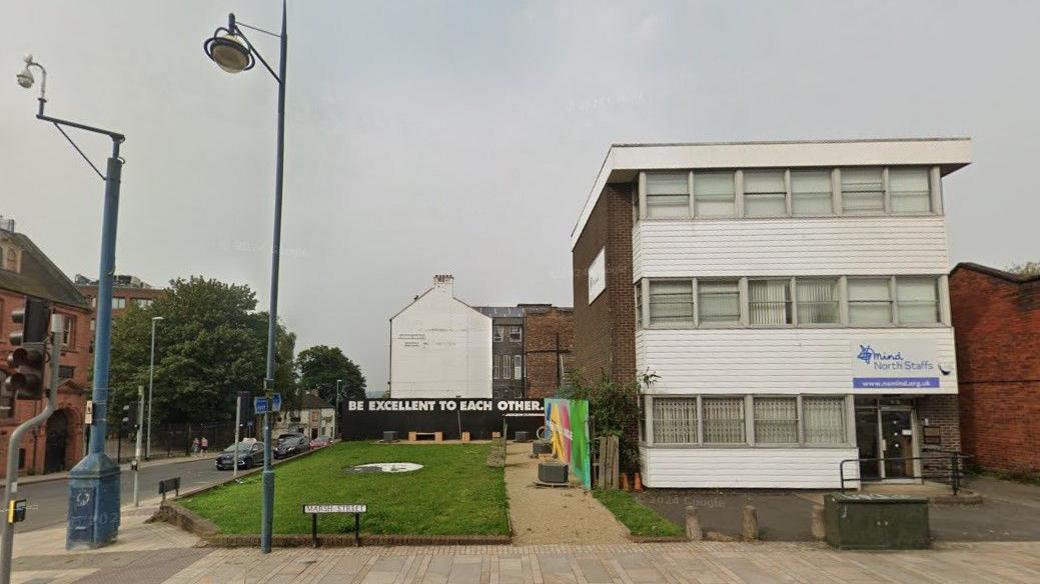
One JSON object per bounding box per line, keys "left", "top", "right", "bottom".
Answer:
{"left": 698, "top": 280, "right": 740, "bottom": 323}
{"left": 649, "top": 280, "right": 694, "bottom": 326}
{"left": 796, "top": 278, "right": 840, "bottom": 324}
{"left": 848, "top": 278, "right": 893, "bottom": 325}
{"left": 646, "top": 172, "right": 690, "bottom": 219}
{"left": 754, "top": 397, "right": 798, "bottom": 443}
{"left": 744, "top": 170, "right": 787, "bottom": 217}
{"left": 897, "top": 276, "right": 939, "bottom": 324}
{"left": 653, "top": 398, "right": 698, "bottom": 444}
{"left": 703, "top": 398, "right": 745, "bottom": 443}
{"left": 841, "top": 167, "right": 884, "bottom": 214}
{"left": 791, "top": 170, "right": 833, "bottom": 215}
{"left": 748, "top": 279, "right": 792, "bottom": 325}
{"left": 890, "top": 167, "right": 931, "bottom": 213}
{"left": 694, "top": 171, "right": 736, "bottom": 217}
{"left": 803, "top": 397, "right": 847, "bottom": 444}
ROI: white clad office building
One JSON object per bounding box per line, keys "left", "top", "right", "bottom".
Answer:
{"left": 570, "top": 138, "right": 969, "bottom": 489}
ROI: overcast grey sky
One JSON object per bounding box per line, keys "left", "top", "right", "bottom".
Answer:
{"left": 3, "top": 1, "right": 1038, "bottom": 394}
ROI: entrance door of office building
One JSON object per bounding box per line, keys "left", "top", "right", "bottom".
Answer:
{"left": 855, "top": 398, "right": 919, "bottom": 481}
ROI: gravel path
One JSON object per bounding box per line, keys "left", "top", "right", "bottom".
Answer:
{"left": 503, "top": 442, "right": 628, "bottom": 544}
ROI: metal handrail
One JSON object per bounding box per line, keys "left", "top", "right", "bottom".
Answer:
{"left": 839, "top": 451, "right": 974, "bottom": 495}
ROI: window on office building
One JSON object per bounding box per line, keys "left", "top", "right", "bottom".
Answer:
{"left": 791, "top": 169, "right": 833, "bottom": 215}
{"left": 889, "top": 167, "right": 931, "bottom": 213}
{"left": 492, "top": 357, "right": 499, "bottom": 380}
{"left": 632, "top": 282, "right": 640, "bottom": 328}
{"left": 653, "top": 398, "right": 698, "bottom": 444}
{"left": 896, "top": 276, "right": 940, "bottom": 324}
{"left": 748, "top": 279, "right": 792, "bottom": 325}
{"left": 796, "top": 278, "right": 840, "bottom": 324}
{"left": 702, "top": 397, "right": 745, "bottom": 443}
{"left": 803, "top": 397, "right": 847, "bottom": 444}
{"left": 848, "top": 278, "right": 892, "bottom": 325}
{"left": 743, "top": 170, "right": 787, "bottom": 217}
{"left": 502, "top": 355, "right": 512, "bottom": 379}
{"left": 493, "top": 326, "right": 504, "bottom": 342}
{"left": 694, "top": 171, "right": 735, "bottom": 217}
{"left": 645, "top": 172, "right": 689, "bottom": 219}
{"left": 112, "top": 297, "right": 127, "bottom": 309}
{"left": 841, "top": 167, "right": 884, "bottom": 214}
{"left": 508, "top": 326, "right": 522, "bottom": 343}
{"left": 513, "top": 355, "right": 523, "bottom": 380}
{"left": 754, "top": 397, "right": 798, "bottom": 443}
{"left": 698, "top": 280, "right": 740, "bottom": 324}
{"left": 648, "top": 280, "right": 694, "bottom": 327}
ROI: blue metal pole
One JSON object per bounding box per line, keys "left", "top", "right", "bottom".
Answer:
{"left": 66, "top": 145, "right": 123, "bottom": 549}
{"left": 260, "top": 0, "right": 287, "bottom": 554}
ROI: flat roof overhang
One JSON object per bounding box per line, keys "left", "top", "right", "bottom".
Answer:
{"left": 570, "top": 137, "right": 972, "bottom": 249}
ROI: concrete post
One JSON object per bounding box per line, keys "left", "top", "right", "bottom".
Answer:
{"left": 684, "top": 506, "right": 703, "bottom": 541}
{"left": 741, "top": 504, "right": 759, "bottom": 541}
{"left": 810, "top": 504, "right": 826, "bottom": 540}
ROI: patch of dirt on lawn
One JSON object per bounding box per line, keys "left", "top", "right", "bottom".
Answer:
{"left": 504, "top": 442, "right": 628, "bottom": 544}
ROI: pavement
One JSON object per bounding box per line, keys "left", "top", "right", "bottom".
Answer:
{"left": 636, "top": 476, "right": 1040, "bottom": 543}
{"left": 1, "top": 455, "right": 223, "bottom": 533}
{"left": 10, "top": 506, "right": 1040, "bottom": 583}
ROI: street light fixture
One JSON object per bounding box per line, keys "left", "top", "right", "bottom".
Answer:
{"left": 13, "top": 54, "right": 127, "bottom": 552}
{"left": 204, "top": 1, "right": 287, "bottom": 555}
{"left": 146, "top": 316, "right": 164, "bottom": 459}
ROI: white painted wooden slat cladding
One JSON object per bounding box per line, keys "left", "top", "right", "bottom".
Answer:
{"left": 632, "top": 216, "right": 950, "bottom": 278}
{"left": 636, "top": 327, "right": 956, "bottom": 394}
{"left": 640, "top": 446, "right": 859, "bottom": 488}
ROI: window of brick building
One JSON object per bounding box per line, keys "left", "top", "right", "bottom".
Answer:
{"left": 508, "top": 326, "right": 522, "bottom": 343}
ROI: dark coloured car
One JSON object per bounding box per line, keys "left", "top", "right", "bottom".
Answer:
{"left": 215, "top": 441, "right": 264, "bottom": 470}
{"left": 274, "top": 434, "right": 309, "bottom": 459}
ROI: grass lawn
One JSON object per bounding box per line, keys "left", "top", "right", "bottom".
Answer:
{"left": 593, "top": 489, "right": 683, "bottom": 538}
{"left": 179, "top": 442, "right": 508, "bottom": 536}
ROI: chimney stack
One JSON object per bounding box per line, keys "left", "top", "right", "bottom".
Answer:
{"left": 433, "top": 274, "right": 455, "bottom": 294}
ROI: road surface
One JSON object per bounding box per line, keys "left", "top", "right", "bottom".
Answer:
{"left": 3, "top": 457, "right": 228, "bottom": 533}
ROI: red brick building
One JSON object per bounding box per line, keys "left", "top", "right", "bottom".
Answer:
{"left": 950, "top": 263, "right": 1040, "bottom": 475}
{"left": 0, "top": 222, "right": 91, "bottom": 475}
{"left": 76, "top": 273, "right": 165, "bottom": 334}
{"left": 523, "top": 306, "right": 574, "bottom": 399}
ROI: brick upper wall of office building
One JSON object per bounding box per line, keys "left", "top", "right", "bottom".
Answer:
{"left": 950, "top": 263, "right": 1040, "bottom": 475}
{"left": 524, "top": 307, "right": 574, "bottom": 399}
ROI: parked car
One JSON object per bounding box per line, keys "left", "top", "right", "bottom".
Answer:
{"left": 215, "top": 441, "right": 265, "bottom": 470}
{"left": 309, "top": 436, "right": 332, "bottom": 449}
{"left": 274, "top": 433, "right": 309, "bottom": 459}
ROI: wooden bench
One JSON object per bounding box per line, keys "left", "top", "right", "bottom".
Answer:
{"left": 408, "top": 431, "right": 443, "bottom": 442}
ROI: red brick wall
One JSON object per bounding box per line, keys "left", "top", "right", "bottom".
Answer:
{"left": 524, "top": 307, "right": 574, "bottom": 399}
{"left": 950, "top": 266, "right": 1040, "bottom": 474}
{"left": 0, "top": 291, "right": 89, "bottom": 474}
{"left": 572, "top": 182, "right": 636, "bottom": 385}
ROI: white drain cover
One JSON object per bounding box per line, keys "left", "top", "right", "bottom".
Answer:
{"left": 350, "top": 462, "right": 423, "bottom": 473}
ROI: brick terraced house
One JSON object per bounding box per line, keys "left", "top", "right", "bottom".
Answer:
{"left": 950, "top": 263, "right": 1040, "bottom": 475}
{"left": 0, "top": 219, "right": 90, "bottom": 475}
{"left": 570, "top": 138, "right": 971, "bottom": 488}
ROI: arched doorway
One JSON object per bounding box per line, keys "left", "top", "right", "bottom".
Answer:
{"left": 45, "top": 409, "right": 69, "bottom": 474}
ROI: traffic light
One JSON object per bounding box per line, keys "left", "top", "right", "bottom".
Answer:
{"left": 2, "top": 298, "right": 51, "bottom": 401}
{"left": 122, "top": 402, "right": 139, "bottom": 427}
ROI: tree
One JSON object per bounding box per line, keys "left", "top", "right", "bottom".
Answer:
{"left": 108, "top": 276, "right": 296, "bottom": 424}
{"left": 1007, "top": 261, "right": 1040, "bottom": 277}
{"left": 295, "top": 345, "right": 366, "bottom": 404}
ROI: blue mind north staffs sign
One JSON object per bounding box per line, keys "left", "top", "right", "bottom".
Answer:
{"left": 340, "top": 399, "right": 545, "bottom": 440}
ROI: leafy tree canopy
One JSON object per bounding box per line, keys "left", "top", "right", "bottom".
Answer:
{"left": 108, "top": 276, "right": 295, "bottom": 424}
{"left": 295, "top": 345, "right": 366, "bottom": 405}
{"left": 1007, "top": 261, "right": 1040, "bottom": 277}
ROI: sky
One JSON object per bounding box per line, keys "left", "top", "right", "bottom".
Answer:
{"left": 2, "top": 1, "right": 1039, "bottom": 395}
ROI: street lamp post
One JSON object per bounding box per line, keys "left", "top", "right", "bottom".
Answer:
{"left": 335, "top": 379, "right": 342, "bottom": 438}
{"left": 16, "top": 54, "right": 126, "bottom": 549}
{"left": 204, "top": 1, "right": 287, "bottom": 554}
{"left": 146, "top": 316, "right": 163, "bottom": 459}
